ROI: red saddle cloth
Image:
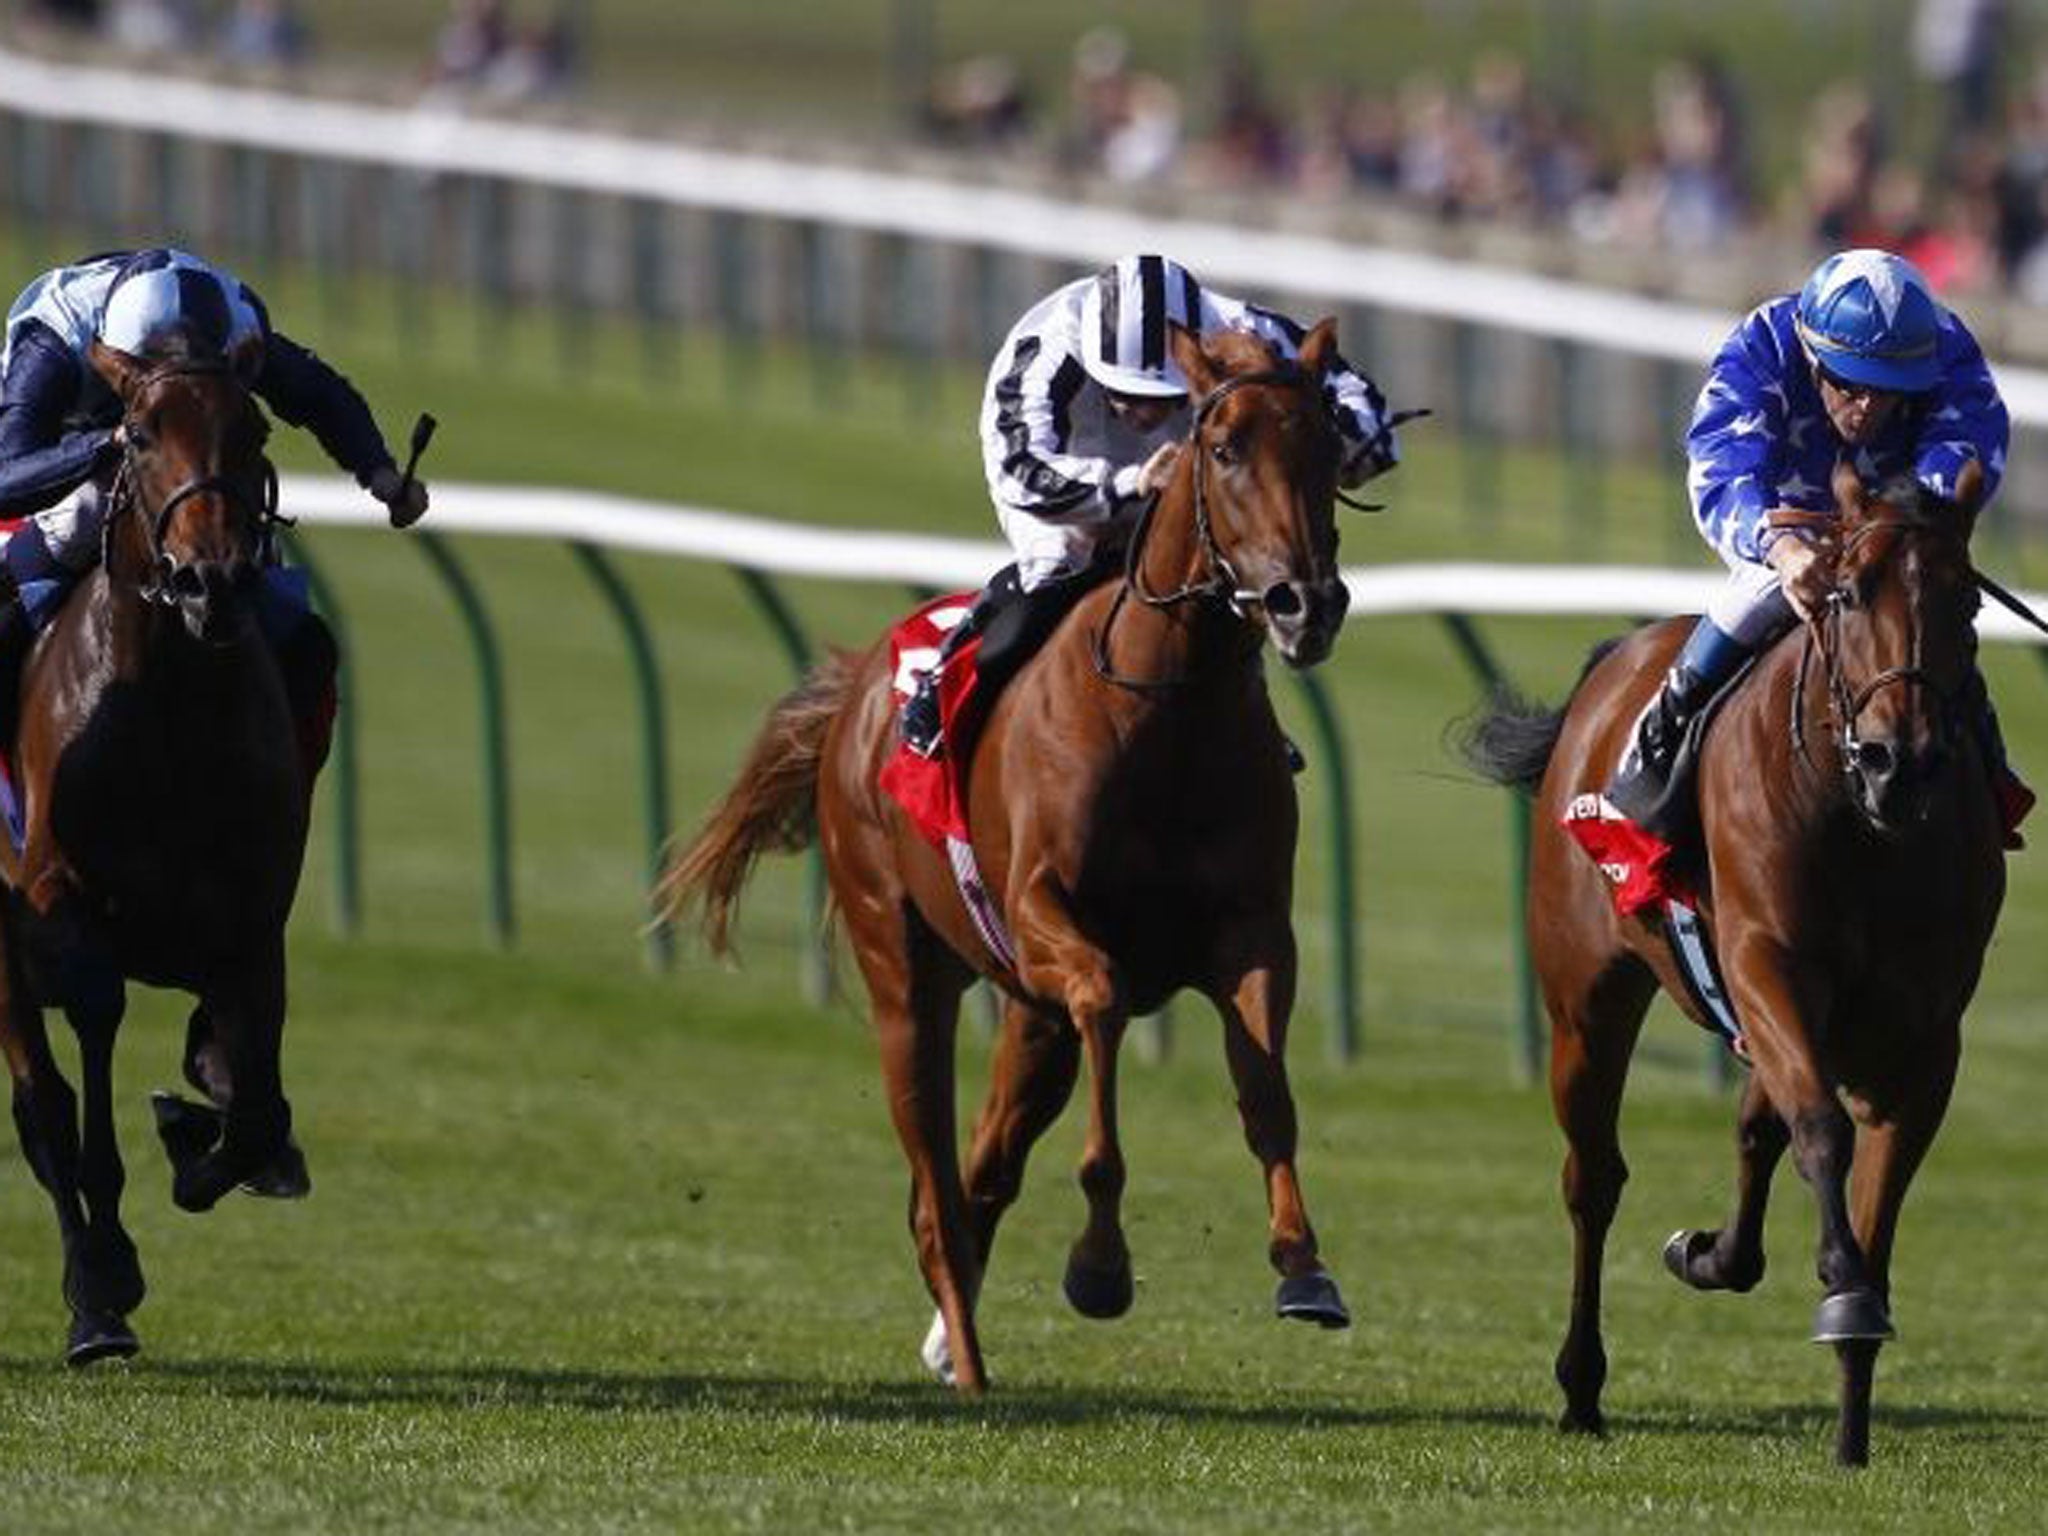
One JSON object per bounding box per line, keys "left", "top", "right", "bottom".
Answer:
{"left": 876, "top": 593, "right": 985, "bottom": 847}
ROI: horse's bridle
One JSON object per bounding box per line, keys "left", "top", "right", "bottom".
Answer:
{"left": 1793, "top": 513, "right": 1970, "bottom": 776}
{"left": 107, "top": 358, "right": 282, "bottom": 609}
{"left": 1090, "top": 366, "right": 1332, "bottom": 692}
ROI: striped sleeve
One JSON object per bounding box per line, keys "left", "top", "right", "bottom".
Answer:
{"left": 981, "top": 332, "right": 1126, "bottom": 524}
{"left": 1685, "top": 310, "right": 1789, "bottom": 565}
{"left": 1216, "top": 297, "right": 1399, "bottom": 483}
{"left": 1914, "top": 316, "right": 2009, "bottom": 504}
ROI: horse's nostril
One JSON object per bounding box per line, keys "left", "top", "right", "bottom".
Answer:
{"left": 1856, "top": 740, "right": 1897, "bottom": 779}
{"left": 1265, "top": 583, "right": 1303, "bottom": 619}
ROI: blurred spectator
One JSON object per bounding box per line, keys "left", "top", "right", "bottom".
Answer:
{"left": 1063, "top": 26, "right": 1181, "bottom": 184}
{"left": 1799, "top": 83, "right": 1885, "bottom": 248}
{"left": 21, "top": 0, "right": 101, "bottom": 30}
{"left": 482, "top": 14, "right": 576, "bottom": 103}
{"left": 430, "top": 0, "right": 509, "bottom": 90}
{"left": 107, "top": 0, "right": 200, "bottom": 53}
{"left": 1187, "top": 60, "right": 1291, "bottom": 189}
{"left": 220, "top": 0, "right": 310, "bottom": 68}
{"left": 1913, "top": 0, "right": 2007, "bottom": 172}
{"left": 922, "top": 54, "right": 1033, "bottom": 151}
{"left": 1647, "top": 52, "right": 1750, "bottom": 246}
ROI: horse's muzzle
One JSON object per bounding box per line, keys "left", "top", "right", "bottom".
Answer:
{"left": 166, "top": 556, "right": 260, "bottom": 644}
{"left": 1262, "top": 575, "right": 1350, "bottom": 668}
{"left": 1850, "top": 732, "right": 1948, "bottom": 834}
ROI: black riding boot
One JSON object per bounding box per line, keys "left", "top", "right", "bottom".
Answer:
{"left": 1961, "top": 667, "right": 2035, "bottom": 848}
{"left": 1605, "top": 619, "right": 1753, "bottom": 836}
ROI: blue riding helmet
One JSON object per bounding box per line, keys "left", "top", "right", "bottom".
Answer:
{"left": 1792, "top": 248, "right": 1943, "bottom": 394}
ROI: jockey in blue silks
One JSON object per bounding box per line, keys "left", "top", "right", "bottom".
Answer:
{"left": 0, "top": 247, "right": 427, "bottom": 629}
{"left": 1567, "top": 247, "right": 2032, "bottom": 912}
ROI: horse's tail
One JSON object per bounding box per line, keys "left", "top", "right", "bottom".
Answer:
{"left": 1457, "top": 638, "right": 1622, "bottom": 793}
{"left": 653, "top": 651, "right": 860, "bottom": 956}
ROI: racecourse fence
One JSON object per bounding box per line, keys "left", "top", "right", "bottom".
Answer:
{"left": 284, "top": 476, "right": 2048, "bottom": 1084}
{"left": 10, "top": 50, "right": 2048, "bottom": 553}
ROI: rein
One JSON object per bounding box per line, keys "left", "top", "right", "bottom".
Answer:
{"left": 1089, "top": 366, "right": 1325, "bottom": 693}
{"left": 108, "top": 359, "right": 282, "bottom": 609}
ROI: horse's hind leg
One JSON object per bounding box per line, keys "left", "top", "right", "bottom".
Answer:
{"left": 857, "top": 907, "right": 986, "bottom": 1391}
{"left": 1547, "top": 958, "right": 1655, "bottom": 1436}
{"left": 1213, "top": 941, "right": 1347, "bottom": 1328}
{"left": 1665, "top": 1070, "right": 1789, "bottom": 1294}
{"left": 924, "top": 997, "right": 1082, "bottom": 1381}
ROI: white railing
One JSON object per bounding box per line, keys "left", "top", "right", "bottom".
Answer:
{"left": 8, "top": 51, "right": 2048, "bottom": 426}
{"left": 285, "top": 475, "right": 2048, "bottom": 644}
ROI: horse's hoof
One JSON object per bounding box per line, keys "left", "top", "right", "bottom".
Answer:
{"left": 1661, "top": 1228, "right": 1721, "bottom": 1289}
{"left": 151, "top": 1090, "right": 223, "bottom": 1174}
{"left": 919, "top": 1310, "right": 955, "bottom": 1386}
{"left": 1062, "top": 1255, "right": 1134, "bottom": 1320}
{"left": 65, "top": 1311, "right": 139, "bottom": 1368}
{"left": 172, "top": 1157, "right": 234, "bottom": 1214}
{"left": 1558, "top": 1403, "right": 1606, "bottom": 1436}
{"left": 1812, "top": 1288, "right": 1894, "bottom": 1343}
{"left": 1275, "top": 1268, "right": 1351, "bottom": 1329}
{"left": 240, "top": 1137, "right": 311, "bottom": 1200}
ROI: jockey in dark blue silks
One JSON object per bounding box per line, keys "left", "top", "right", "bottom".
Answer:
{"left": 0, "top": 247, "right": 427, "bottom": 627}
{"left": 1566, "top": 247, "right": 2031, "bottom": 910}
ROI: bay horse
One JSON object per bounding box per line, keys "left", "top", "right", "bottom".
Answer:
{"left": 1465, "top": 459, "right": 2004, "bottom": 1464}
{"left": 658, "top": 322, "right": 1362, "bottom": 1392}
{"left": 0, "top": 337, "right": 311, "bottom": 1363}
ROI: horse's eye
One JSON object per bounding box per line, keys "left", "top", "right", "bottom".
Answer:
{"left": 1211, "top": 438, "right": 1239, "bottom": 467}
{"left": 123, "top": 423, "right": 151, "bottom": 452}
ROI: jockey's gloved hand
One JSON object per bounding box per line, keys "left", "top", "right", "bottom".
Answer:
{"left": 369, "top": 463, "right": 429, "bottom": 529}
{"left": 1765, "top": 531, "right": 1831, "bottom": 622}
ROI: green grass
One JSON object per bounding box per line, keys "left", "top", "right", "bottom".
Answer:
{"left": 0, "top": 235, "right": 2045, "bottom": 1531}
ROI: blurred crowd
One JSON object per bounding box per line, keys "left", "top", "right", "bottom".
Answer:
{"left": 926, "top": 3, "right": 2048, "bottom": 306}
{"left": 20, "top": 0, "right": 581, "bottom": 101}
{"left": 23, "top": 0, "right": 2048, "bottom": 304}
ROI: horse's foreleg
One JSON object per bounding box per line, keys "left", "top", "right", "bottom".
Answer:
{"left": 962, "top": 997, "right": 1080, "bottom": 1267}
{"left": 1826, "top": 1031, "right": 1960, "bottom": 1468}
{"left": 173, "top": 945, "right": 291, "bottom": 1213}
{"left": 1665, "top": 1070, "right": 1788, "bottom": 1294}
{"left": 1012, "top": 880, "right": 1132, "bottom": 1322}
{"left": 1214, "top": 952, "right": 1347, "bottom": 1328}
{"left": 67, "top": 988, "right": 143, "bottom": 1321}
{"left": 1729, "top": 945, "right": 1889, "bottom": 1346}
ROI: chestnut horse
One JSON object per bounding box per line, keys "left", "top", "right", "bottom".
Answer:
{"left": 659, "top": 323, "right": 1362, "bottom": 1392}
{"left": 0, "top": 339, "right": 310, "bottom": 1363}
{"left": 1465, "top": 460, "right": 2004, "bottom": 1464}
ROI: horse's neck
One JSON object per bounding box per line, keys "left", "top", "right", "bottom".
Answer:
{"left": 1109, "top": 483, "right": 1258, "bottom": 683}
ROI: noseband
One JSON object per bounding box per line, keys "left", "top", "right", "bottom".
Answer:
{"left": 1091, "top": 366, "right": 1333, "bottom": 692}
{"left": 108, "top": 359, "right": 281, "bottom": 608}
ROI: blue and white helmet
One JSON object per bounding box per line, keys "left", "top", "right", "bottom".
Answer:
{"left": 100, "top": 249, "right": 265, "bottom": 366}
{"left": 1078, "top": 253, "right": 1204, "bottom": 398}
{"left": 1793, "top": 248, "right": 1943, "bottom": 394}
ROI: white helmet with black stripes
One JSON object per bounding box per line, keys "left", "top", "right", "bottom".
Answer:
{"left": 1078, "top": 253, "right": 1202, "bottom": 398}
{"left": 101, "top": 249, "right": 263, "bottom": 365}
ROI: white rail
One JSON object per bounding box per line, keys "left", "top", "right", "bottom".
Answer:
{"left": 283, "top": 474, "right": 2048, "bottom": 645}
{"left": 8, "top": 52, "right": 2048, "bottom": 425}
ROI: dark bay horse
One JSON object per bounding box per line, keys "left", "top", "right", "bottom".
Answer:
{"left": 659, "top": 323, "right": 1361, "bottom": 1392}
{"left": 1466, "top": 459, "right": 2003, "bottom": 1464}
{"left": 0, "top": 339, "right": 310, "bottom": 1363}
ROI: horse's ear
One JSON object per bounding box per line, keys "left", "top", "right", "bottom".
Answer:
{"left": 88, "top": 338, "right": 148, "bottom": 404}
{"left": 1167, "top": 322, "right": 1218, "bottom": 398}
{"left": 1298, "top": 317, "right": 1340, "bottom": 376}
{"left": 1954, "top": 457, "right": 1986, "bottom": 525}
{"left": 1830, "top": 457, "right": 1867, "bottom": 520}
